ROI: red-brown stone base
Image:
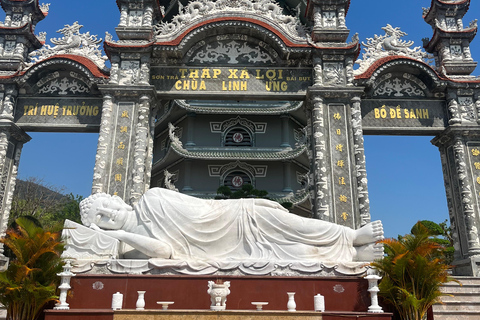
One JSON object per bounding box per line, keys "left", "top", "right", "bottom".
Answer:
{"left": 43, "top": 274, "right": 392, "bottom": 320}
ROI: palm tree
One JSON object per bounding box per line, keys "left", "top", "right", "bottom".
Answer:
{"left": 371, "top": 221, "right": 456, "bottom": 320}
{"left": 0, "top": 217, "right": 64, "bottom": 320}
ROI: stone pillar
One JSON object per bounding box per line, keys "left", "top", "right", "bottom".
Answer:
{"left": 92, "top": 94, "right": 114, "bottom": 194}
{"left": 182, "top": 159, "right": 193, "bottom": 192}
{"left": 130, "top": 95, "right": 153, "bottom": 203}
{"left": 185, "top": 112, "right": 196, "bottom": 147}
{"left": 282, "top": 161, "right": 293, "bottom": 193}
{"left": 0, "top": 122, "right": 30, "bottom": 265}
{"left": 309, "top": 95, "right": 330, "bottom": 221}
{"left": 432, "top": 128, "right": 480, "bottom": 276}
{"left": 307, "top": 88, "right": 367, "bottom": 229}
{"left": 280, "top": 114, "right": 290, "bottom": 148}
{"left": 351, "top": 96, "right": 371, "bottom": 226}
{"left": 92, "top": 89, "right": 155, "bottom": 205}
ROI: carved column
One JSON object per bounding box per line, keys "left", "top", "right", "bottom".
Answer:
{"left": 93, "top": 89, "right": 155, "bottom": 205}
{"left": 351, "top": 96, "right": 371, "bottom": 226}
{"left": 130, "top": 95, "right": 153, "bottom": 203}
{"left": 92, "top": 94, "right": 113, "bottom": 194}
{"left": 309, "top": 95, "right": 330, "bottom": 221}
{"left": 432, "top": 129, "right": 480, "bottom": 276}
{"left": 0, "top": 123, "right": 30, "bottom": 263}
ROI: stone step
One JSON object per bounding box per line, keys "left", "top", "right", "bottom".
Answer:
{"left": 440, "top": 284, "right": 480, "bottom": 294}
{"left": 449, "top": 276, "right": 480, "bottom": 286}
{"left": 433, "top": 301, "right": 480, "bottom": 312}
{"left": 439, "top": 293, "right": 480, "bottom": 303}
{"left": 431, "top": 310, "right": 480, "bottom": 320}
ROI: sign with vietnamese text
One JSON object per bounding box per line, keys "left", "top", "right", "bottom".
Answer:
{"left": 15, "top": 97, "right": 103, "bottom": 132}
{"left": 151, "top": 66, "right": 313, "bottom": 100}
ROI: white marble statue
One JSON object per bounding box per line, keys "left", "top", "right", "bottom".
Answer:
{"left": 77, "top": 188, "right": 383, "bottom": 266}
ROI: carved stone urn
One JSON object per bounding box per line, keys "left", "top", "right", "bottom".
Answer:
{"left": 207, "top": 280, "right": 231, "bottom": 311}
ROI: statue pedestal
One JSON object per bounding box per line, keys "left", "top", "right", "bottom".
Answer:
{"left": 68, "top": 274, "right": 373, "bottom": 310}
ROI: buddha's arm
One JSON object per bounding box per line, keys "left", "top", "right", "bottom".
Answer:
{"left": 90, "top": 225, "right": 172, "bottom": 258}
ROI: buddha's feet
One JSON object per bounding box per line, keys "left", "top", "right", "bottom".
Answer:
{"left": 353, "top": 220, "right": 384, "bottom": 246}
{"left": 354, "top": 243, "right": 384, "bottom": 261}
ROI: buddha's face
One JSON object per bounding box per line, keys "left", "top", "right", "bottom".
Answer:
{"left": 86, "top": 196, "right": 132, "bottom": 230}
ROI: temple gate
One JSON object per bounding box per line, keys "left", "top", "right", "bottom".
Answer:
{"left": 0, "top": 0, "right": 478, "bottom": 276}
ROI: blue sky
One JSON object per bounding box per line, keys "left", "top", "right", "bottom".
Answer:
{"left": 11, "top": 0, "right": 480, "bottom": 238}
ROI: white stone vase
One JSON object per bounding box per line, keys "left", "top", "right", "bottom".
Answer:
{"left": 287, "top": 292, "right": 296, "bottom": 312}
{"left": 111, "top": 292, "right": 123, "bottom": 310}
{"left": 136, "top": 291, "right": 146, "bottom": 310}
{"left": 314, "top": 293, "right": 325, "bottom": 312}
{"left": 207, "top": 281, "right": 231, "bottom": 311}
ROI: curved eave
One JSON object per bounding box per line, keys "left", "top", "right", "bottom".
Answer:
{"left": 154, "top": 16, "right": 310, "bottom": 48}
{"left": 311, "top": 40, "right": 359, "bottom": 53}
{"left": 152, "top": 144, "right": 308, "bottom": 172}
{"left": 0, "top": 1, "right": 48, "bottom": 20}
{"left": 104, "top": 40, "right": 153, "bottom": 59}
{"left": 354, "top": 56, "right": 445, "bottom": 81}
{"left": 424, "top": 0, "right": 470, "bottom": 23}
{"left": 447, "top": 76, "right": 480, "bottom": 84}
{"left": 424, "top": 26, "right": 477, "bottom": 52}
{"left": 172, "top": 144, "right": 308, "bottom": 161}
{"left": 24, "top": 54, "right": 110, "bottom": 79}
{"left": 0, "top": 22, "right": 43, "bottom": 48}
{"left": 173, "top": 100, "right": 304, "bottom": 115}
{"left": 271, "top": 189, "right": 310, "bottom": 206}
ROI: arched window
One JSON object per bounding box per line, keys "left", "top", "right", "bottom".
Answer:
{"left": 223, "top": 170, "right": 252, "bottom": 190}
{"left": 224, "top": 127, "right": 253, "bottom": 147}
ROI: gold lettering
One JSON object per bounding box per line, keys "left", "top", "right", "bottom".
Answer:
{"left": 239, "top": 70, "right": 250, "bottom": 79}
{"left": 339, "top": 195, "right": 347, "bottom": 202}
{"left": 266, "top": 70, "right": 276, "bottom": 80}
{"left": 175, "top": 80, "right": 182, "bottom": 90}
{"left": 189, "top": 69, "right": 199, "bottom": 79}
{"left": 423, "top": 109, "right": 429, "bottom": 119}
{"left": 115, "top": 174, "right": 122, "bottom": 182}
{"left": 240, "top": 81, "right": 247, "bottom": 91}
{"left": 255, "top": 69, "right": 264, "bottom": 79}
{"left": 228, "top": 69, "right": 238, "bottom": 79}
{"left": 121, "top": 111, "right": 129, "bottom": 118}
{"left": 416, "top": 109, "right": 422, "bottom": 119}
{"left": 212, "top": 69, "right": 221, "bottom": 78}
{"left": 120, "top": 126, "right": 128, "bottom": 133}
{"left": 201, "top": 69, "right": 211, "bottom": 79}
{"left": 179, "top": 68, "right": 187, "bottom": 78}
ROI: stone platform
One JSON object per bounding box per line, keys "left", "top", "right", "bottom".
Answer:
{"left": 45, "top": 309, "right": 392, "bottom": 320}
{"left": 42, "top": 274, "right": 392, "bottom": 320}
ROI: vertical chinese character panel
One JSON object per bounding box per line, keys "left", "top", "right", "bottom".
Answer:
{"left": 328, "top": 104, "right": 355, "bottom": 228}
{"left": 107, "top": 102, "right": 136, "bottom": 198}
